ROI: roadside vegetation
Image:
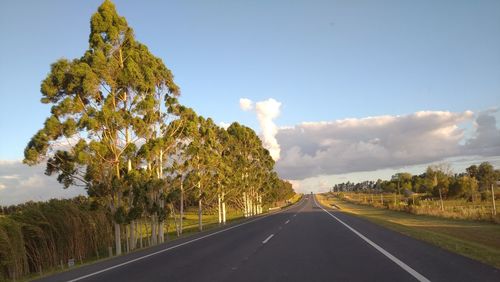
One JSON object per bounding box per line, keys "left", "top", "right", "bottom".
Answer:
{"left": 316, "top": 194, "right": 500, "bottom": 269}
{"left": 0, "top": 1, "right": 296, "bottom": 281}
{"left": 0, "top": 193, "right": 298, "bottom": 281}
{"left": 330, "top": 162, "right": 500, "bottom": 223}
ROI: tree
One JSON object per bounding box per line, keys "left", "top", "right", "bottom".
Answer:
{"left": 477, "top": 162, "right": 496, "bottom": 199}
{"left": 466, "top": 164, "right": 478, "bottom": 179}
{"left": 425, "top": 165, "right": 451, "bottom": 198}
{"left": 23, "top": 0, "right": 179, "bottom": 255}
{"left": 449, "top": 175, "right": 479, "bottom": 201}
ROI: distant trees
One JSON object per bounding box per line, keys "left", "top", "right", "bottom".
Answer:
{"left": 22, "top": 0, "right": 295, "bottom": 265}
{"left": 332, "top": 162, "right": 499, "bottom": 202}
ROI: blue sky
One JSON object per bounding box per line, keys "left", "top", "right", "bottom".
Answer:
{"left": 1, "top": 0, "right": 500, "bottom": 200}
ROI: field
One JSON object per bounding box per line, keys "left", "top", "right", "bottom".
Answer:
{"left": 337, "top": 192, "right": 500, "bottom": 223}
{"left": 317, "top": 193, "right": 500, "bottom": 269}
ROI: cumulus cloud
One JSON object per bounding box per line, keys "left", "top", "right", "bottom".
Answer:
{"left": 255, "top": 99, "right": 282, "bottom": 160}
{"left": 240, "top": 98, "right": 282, "bottom": 161}
{"left": 0, "top": 160, "right": 86, "bottom": 205}
{"left": 239, "top": 98, "right": 254, "bottom": 111}
{"left": 276, "top": 111, "right": 479, "bottom": 180}
{"left": 464, "top": 109, "right": 500, "bottom": 155}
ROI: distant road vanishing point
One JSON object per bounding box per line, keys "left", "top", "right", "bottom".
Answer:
{"left": 38, "top": 196, "right": 499, "bottom": 282}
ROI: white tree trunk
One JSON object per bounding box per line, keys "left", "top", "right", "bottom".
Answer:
{"left": 222, "top": 191, "right": 227, "bottom": 224}
{"left": 180, "top": 181, "right": 184, "bottom": 234}
{"left": 151, "top": 216, "right": 157, "bottom": 245}
{"left": 243, "top": 192, "right": 247, "bottom": 217}
{"left": 198, "top": 198, "right": 203, "bottom": 231}
{"left": 250, "top": 193, "right": 255, "bottom": 216}
{"left": 218, "top": 193, "right": 222, "bottom": 224}
{"left": 248, "top": 194, "right": 252, "bottom": 216}
{"left": 172, "top": 206, "right": 180, "bottom": 237}
{"left": 126, "top": 225, "right": 130, "bottom": 253}
{"left": 114, "top": 222, "right": 121, "bottom": 256}
{"left": 130, "top": 220, "right": 136, "bottom": 250}
{"left": 139, "top": 220, "right": 143, "bottom": 249}
{"left": 159, "top": 221, "right": 164, "bottom": 243}
{"left": 260, "top": 194, "right": 263, "bottom": 214}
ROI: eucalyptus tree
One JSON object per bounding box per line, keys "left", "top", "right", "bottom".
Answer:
{"left": 23, "top": 0, "right": 179, "bottom": 255}
{"left": 214, "top": 127, "right": 234, "bottom": 224}
{"left": 184, "top": 117, "right": 221, "bottom": 230}
{"left": 226, "top": 123, "right": 269, "bottom": 217}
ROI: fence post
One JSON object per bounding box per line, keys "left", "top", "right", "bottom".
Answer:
{"left": 438, "top": 188, "right": 444, "bottom": 211}
{"left": 492, "top": 184, "right": 497, "bottom": 216}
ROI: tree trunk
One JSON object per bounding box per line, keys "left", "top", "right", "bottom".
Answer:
{"left": 151, "top": 216, "right": 157, "bottom": 245}
{"left": 243, "top": 192, "right": 247, "bottom": 217}
{"left": 222, "top": 191, "right": 226, "bottom": 224}
{"left": 258, "top": 194, "right": 262, "bottom": 214}
{"left": 159, "top": 221, "right": 164, "bottom": 243}
{"left": 180, "top": 181, "right": 184, "bottom": 234}
{"left": 247, "top": 193, "right": 251, "bottom": 217}
{"left": 172, "top": 205, "right": 180, "bottom": 237}
{"left": 139, "top": 220, "right": 143, "bottom": 249}
{"left": 130, "top": 220, "right": 136, "bottom": 250}
{"left": 126, "top": 225, "right": 130, "bottom": 253}
{"left": 218, "top": 193, "right": 222, "bottom": 224}
{"left": 114, "top": 222, "right": 121, "bottom": 256}
{"left": 198, "top": 198, "right": 203, "bottom": 231}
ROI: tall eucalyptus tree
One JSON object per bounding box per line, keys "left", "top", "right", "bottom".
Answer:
{"left": 23, "top": 0, "right": 179, "bottom": 255}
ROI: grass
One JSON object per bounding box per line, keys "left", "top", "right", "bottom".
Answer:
{"left": 340, "top": 192, "right": 500, "bottom": 223}
{"left": 317, "top": 193, "right": 500, "bottom": 269}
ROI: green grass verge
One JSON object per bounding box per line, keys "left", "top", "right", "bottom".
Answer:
{"left": 316, "top": 194, "right": 500, "bottom": 269}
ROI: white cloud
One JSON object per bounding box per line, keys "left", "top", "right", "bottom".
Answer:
{"left": 0, "top": 175, "right": 19, "bottom": 180}
{"left": 239, "top": 98, "right": 254, "bottom": 111}
{"left": 239, "top": 97, "right": 282, "bottom": 161}
{"left": 255, "top": 99, "right": 281, "bottom": 161}
{"left": 291, "top": 155, "right": 500, "bottom": 194}
{"left": 0, "top": 160, "right": 86, "bottom": 205}
{"left": 276, "top": 110, "right": 480, "bottom": 180}
{"left": 464, "top": 109, "right": 500, "bottom": 155}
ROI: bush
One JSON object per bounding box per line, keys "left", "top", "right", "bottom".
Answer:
{"left": 0, "top": 198, "right": 113, "bottom": 281}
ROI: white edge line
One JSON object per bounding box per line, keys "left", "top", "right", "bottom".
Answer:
{"left": 313, "top": 195, "right": 430, "bottom": 282}
{"left": 262, "top": 234, "right": 275, "bottom": 244}
{"left": 69, "top": 197, "right": 307, "bottom": 282}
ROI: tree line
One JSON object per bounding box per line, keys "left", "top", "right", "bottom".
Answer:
{"left": 8, "top": 2, "right": 295, "bottom": 278}
{"left": 332, "top": 162, "right": 499, "bottom": 201}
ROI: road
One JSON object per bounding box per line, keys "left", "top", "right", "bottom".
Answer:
{"left": 38, "top": 195, "right": 499, "bottom": 282}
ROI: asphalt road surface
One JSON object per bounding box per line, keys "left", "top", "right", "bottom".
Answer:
{"left": 38, "top": 195, "right": 500, "bottom": 282}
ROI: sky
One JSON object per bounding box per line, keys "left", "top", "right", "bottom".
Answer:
{"left": 1, "top": 0, "right": 500, "bottom": 204}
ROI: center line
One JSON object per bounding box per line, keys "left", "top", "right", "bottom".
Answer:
{"left": 285, "top": 219, "right": 290, "bottom": 224}
{"left": 262, "top": 234, "right": 274, "bottom": 244}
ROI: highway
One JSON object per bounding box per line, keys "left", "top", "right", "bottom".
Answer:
{"left": 38, "top": 195, "right": 500, "bottom": 282}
